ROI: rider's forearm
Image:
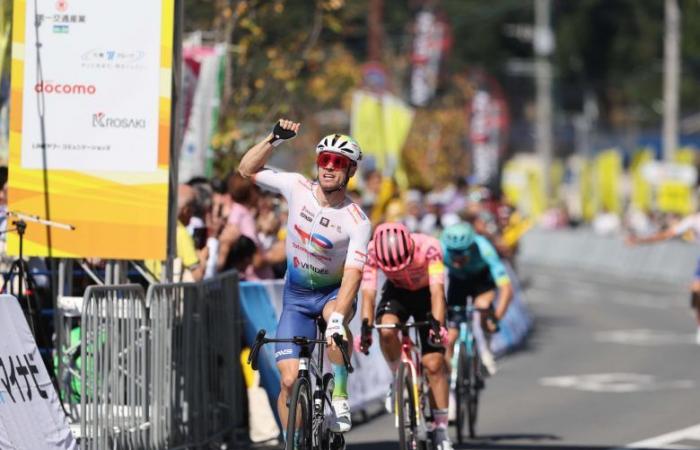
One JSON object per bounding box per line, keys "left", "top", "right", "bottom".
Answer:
{"left": 429, "top": 284, "right": 446, "bottom": 325}
{"left": 361, "top": 289, "right": 377, "bottom": 324}
{"left": 238, "top": 133, "right": 275, "bottom": 179}
{"left": 334, "top": 268, "right": 363, "bottom": 318}
{"left": 494, "top": 283, "right": 513, "bottom": 320}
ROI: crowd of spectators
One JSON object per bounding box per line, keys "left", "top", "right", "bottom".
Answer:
{"left": 174, "top": 168, "right": 527, "bottom": 284}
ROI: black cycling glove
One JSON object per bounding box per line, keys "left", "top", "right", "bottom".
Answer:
{"left": 268, "top": 121, "right": 297, "bottom": 147}
{"left": 360, "top": 319, "right": 373, "bottom": 355}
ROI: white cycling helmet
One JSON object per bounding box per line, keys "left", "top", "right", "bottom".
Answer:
{"left": 316, "top": 134, "right": 363, "bottom": 164}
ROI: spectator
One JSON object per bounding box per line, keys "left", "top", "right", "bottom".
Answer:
{"left": 404, "top": 189, "right": 423, "bottom": 232}
{"left": 176, "top": 184, "right": 208, "bottom": 282}
{"left": 218, "top": 172, "right": 273, "bottom": 279}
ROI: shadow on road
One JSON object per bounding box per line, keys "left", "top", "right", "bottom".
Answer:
{"left": 348, "top": 437, "right": 666, "bottom": 450}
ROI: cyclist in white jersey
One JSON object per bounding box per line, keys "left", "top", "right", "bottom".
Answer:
{"left": 627, "top": 212, "right": 700, "bottom": 345}
{"left": 238, "top": 119, "right": 371, "bottom": 436}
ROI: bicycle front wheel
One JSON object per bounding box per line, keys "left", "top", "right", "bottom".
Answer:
{"left": 467, "top": 346, "right": 481, "bottom": 439}
{"left": 396, "top": 362, "right": 424, "bottom": 450}
{"left": 455, "top": 342, "right": 470, "bottom": 444}
{"left": 286, "top": 378, "right": 312, "bottom": 450}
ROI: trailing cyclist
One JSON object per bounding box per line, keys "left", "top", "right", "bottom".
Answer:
{"left": 440, "top": 222, "right": 513, "bottom": 376}
{"left": 238, "top": 120, "right": 372, "bottom": 438}
{"left": 358, "top": 222, "right": 453, "bottom": 450}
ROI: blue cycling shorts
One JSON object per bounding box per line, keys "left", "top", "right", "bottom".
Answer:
{"left": 274, "top": 279, "right": 341, "bottom": 362}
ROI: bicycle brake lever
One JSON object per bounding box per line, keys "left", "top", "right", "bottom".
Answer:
{"left": 248, "top": 329, "right": 267, "bottom": 370}
{"left": 332, "top": 333, "right": 354, "bottom": 374}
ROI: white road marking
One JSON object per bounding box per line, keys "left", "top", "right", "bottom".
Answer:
{"left": 595, "top": 329, "right": 696, "bottom": 346}
{"left": 627, "top": 423, "right": 700, "bottom": 448}
{"left": 539, "top": 373, "right": 695, "bottom": 393}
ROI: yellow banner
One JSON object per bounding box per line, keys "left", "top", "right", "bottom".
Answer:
{"left": 580, "top": 159, "right": 596, "bottom": 222}
{"left": 351, "top": 91, "right": 384, "bottom": 164}
{"left": 7, "top": 0, "right": 173, "bottom": 259}
{"left": 0, "top": 2, "right": 9, "bottom": 78}
{"left": 595, "top": 149, "right": 622, "bottom": 215}
{"left": 351, "top": 90, "right": 414, "bottom": 188}
{"left": 630, "top": 148, "right": 653, "bottom": 212}
{"left": 501, "top": 156, "right": 545, "bottom": 219}
{"left": 657, "top": 180, "right": 692, "bottom": 215}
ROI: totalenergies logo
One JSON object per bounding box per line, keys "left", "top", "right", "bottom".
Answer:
{"left": 294, "top": 224, "right": 333, "bottom": 252}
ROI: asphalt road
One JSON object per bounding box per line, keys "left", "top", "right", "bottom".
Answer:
{"left": 345, "top": 268, "right": 700, "bottom": 450}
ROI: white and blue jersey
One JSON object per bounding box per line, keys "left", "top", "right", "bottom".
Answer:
{"left": 253, "top": 169, "right": 371, "bottom": 360}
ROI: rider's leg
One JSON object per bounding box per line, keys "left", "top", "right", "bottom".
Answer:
{"left": 422, "top": 352, "right": 448, "bottom": 409}
{"left": 277, "top": 358, "right": 300, "bottom": 430}
{"left": 378, "top": 313, "right": 402, "bottom": 373}
{"left": 444, "top": 275, "right": 466, "bottom": 366}
{"left": 322, "top": 299, "right": 354, "bottom": 432}
{"left": 473, "top": 290, "right": 498, "bottom": 375}
{"left": 275, "top": 301, "right": 318, "bottom": 435}
{"left": 691, "top": 279, "right": 700, "bottom": 344}
{"left": 417, "top": 299, "right": 451, "bottom": 450}
{"left": 444, "top": 328, "right": 459, "bottom": 363}
{"left": 322, "top": 299, "right": 353, "bottom": 398}
{"left": 376, "top": 282, "right": 410, "bottom": 372}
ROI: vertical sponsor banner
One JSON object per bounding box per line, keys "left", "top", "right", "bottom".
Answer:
{"left": 8, "top": 0, "right": 173, "bottom": 258}
{"left": 466, "top": 71, "right": 510, "bottom": 186}
{"left": 500, "top": 156, "right": 545, "bottom": 219}
{"left": 350, "top": 90, "right": 384, "bottom": 167}
{"left": 381, "top": 94, "right": 413, "bottom": 188}
{"left": 410, "top": 10, "right": 449, "bottom": 107}
{"left": 179, "top": 43, "right": 224, "bottom": 182}
{"left": 631, "top": 148, "right": 653, "bottom": 212}
{"left": 594, "top": 149, "right": 622, "bottom": 215}
{"left": 580, "top": 159, "right": 596, "bottom": 222}
{"left": 641, "top": 160, "right": 697, "bottom": 215}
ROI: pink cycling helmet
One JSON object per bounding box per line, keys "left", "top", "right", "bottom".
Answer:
{"left": 373, "top": 222, "right": 415, "bottom": 272}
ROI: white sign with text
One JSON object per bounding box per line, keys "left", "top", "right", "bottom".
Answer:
{"left": 20, "top": 0, "right": 162, "bottom": 172}
{"left": 0, "top": 295, "right": 77, "bottom": 449}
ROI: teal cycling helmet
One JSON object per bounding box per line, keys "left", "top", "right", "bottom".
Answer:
{"left": 441, "top": 222, "right": 476, "bottom": 252}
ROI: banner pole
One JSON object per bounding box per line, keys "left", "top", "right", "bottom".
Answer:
{"left": 166, "top": 0, "right": 184, "bottom": 282}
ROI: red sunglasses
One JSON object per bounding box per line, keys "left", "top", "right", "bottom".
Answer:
{"left": 317, "top": 152, "right": 351, "bottom": 170}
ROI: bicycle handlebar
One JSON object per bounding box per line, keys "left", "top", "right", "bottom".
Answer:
{"left": 247, "top": 329, "right": 354, "bottom": 373}
{"left": 369, "top": 313, "right": 443, "bottom": 347}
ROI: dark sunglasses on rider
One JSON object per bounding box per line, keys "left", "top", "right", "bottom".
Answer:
{"left": 448, "top": 248, "right": 470, "bottom": 259}
{"left": 317, "top": 151, "right": 351, "bottom": 170}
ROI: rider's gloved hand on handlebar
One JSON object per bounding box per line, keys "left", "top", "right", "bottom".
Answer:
{"left": 325, "top": 312, "right": 346, "bottom": 340}
{"left": 427, "top": 316, "right": 447, "bottom": 346}
{"left": 429, "top": 325, "right": 449, "bottom": 346}
{"left": 356, "top": 319, "right": 372, "bottom": 354}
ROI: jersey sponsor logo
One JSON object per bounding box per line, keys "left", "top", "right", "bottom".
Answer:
{"left": 275, "top": 349, "right": 293, "bottom": 358}
{"left": 292, "top": 242, "right": 332, "bottom": 262}
{"left": 300, "top": 205, "right": 315, "bottom": 222}
{"left": 293, "top": 257, "right": 330, "bottom": 275}
{"left": 320, "top": 217, "right": 330, "bottom": 227}
{"left": 294, "top": 224, "right": 334, "bottom": 252}
{"left": 425, "top": 245, "right": 442, "bottom": 262}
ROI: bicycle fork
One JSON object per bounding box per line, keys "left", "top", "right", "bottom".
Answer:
{"left": 450, "top": 322, "right": 473, "bottom": 390}
{"left": 394, "top": 361, "right": 429, "bottom": 440}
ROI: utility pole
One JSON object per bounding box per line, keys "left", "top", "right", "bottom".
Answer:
{"left": 534, "top": 0, "right": 554, "bottom": 197}
{"left": 663, "top": 0, "right": 680, "bottom": 162}
{"left": 368, "top": 0, "right": 383, "bottom": 62}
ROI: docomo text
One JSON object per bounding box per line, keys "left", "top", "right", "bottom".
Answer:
{"left": 34, "top": 82, "right": 96, "bottom": 95}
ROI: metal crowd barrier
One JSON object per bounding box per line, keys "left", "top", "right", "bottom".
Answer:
{"left": 148, "top": 270, "right": 242, "bottom": 449}
{"left": 80, "top": 284, "right": 150, "bottom": 450}
{"left": 68, "top": 270, "right": 242, "bottom": 449}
